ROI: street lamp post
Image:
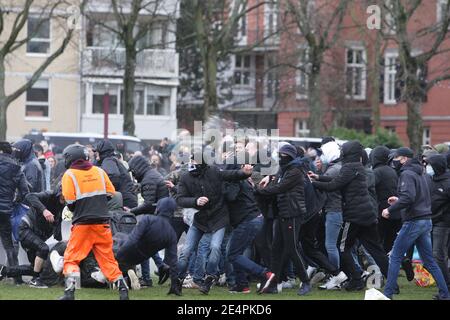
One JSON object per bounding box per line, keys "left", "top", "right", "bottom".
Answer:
{"left": 103, "top": 84, "right": 110, "bottom": 140}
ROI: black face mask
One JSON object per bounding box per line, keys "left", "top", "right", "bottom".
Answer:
{"left": 392, "top": 160, "right": 402, "bottom": 172}
{"left": 279, "top": 156, "right": 292, "bottom": 166}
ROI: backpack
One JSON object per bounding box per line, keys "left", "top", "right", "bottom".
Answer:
{"left": 110, "top": 210, "right": 137, "bottom": 235}
{"left": 10, "top": 203, "right": 29, "bottom": 242}
{"left": 302, "top": 173, "right": 326, "bottom": 224}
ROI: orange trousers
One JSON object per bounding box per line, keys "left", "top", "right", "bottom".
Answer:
{"left": 63, "top": 224, "right": 122, "bottom": 282}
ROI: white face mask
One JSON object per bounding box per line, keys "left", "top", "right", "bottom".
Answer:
{"left": 426, "top": 165, "right": 435, "bottom": 177}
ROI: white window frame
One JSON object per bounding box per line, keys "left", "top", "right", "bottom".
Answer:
{"left": 295, "top": 119, "right": 310, "bottom": 137}
{"left": 25, "top": 78, "right": 51, "bottom": 121}
{"left": 86, "top": 83, "right": 171, "bottom": 118}
{"left": 296, "top": 46, "right": 309, "bottom": 100}
{"left": 264, "top": 55, "right": 277, "bottom": 99}
{"left": 384, "top": 51, "right": 398, "bottom": 104}
{"left": 233, "top": 54, "right": 254, "bottom": 89}
{"left": 264, "top": 0, "right": 279, "bottom": 37}
{"left": 384, "top": 0, "right": 396, "bottom": 35}
{"left": 26, "top": 16, "right": 51, "bottom": 56}
{"left": 233, "top": 0, "right": 247, "bottom": 45}
{"left": 423, "top": 127, "right": 431, "bottom": 145}
{"left": 345, "top": 46, "right": 367, "bottom": 100}
{"left": 437, "top": 0, "right": 450, "bottom": 29}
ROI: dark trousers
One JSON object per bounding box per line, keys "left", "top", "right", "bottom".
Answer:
{"left": 338, "top": 221, "right": 389, "bottom": 280}
{"left": 300, "top": 213, "right": 339, "bottom": 275}
{"left": 0, "top": 214, "right": 18, "bottom": 267}
{"left": 18, "top": 224, "right": 50, "bottom": 263}
{"left": 432, "top": 226, "right": 450, "bottom": 287}
{"left": 378, "top": 217, "right": 402, "bottom": 253}
{"left": 271, "top": 217, "right": 309, "bottom": 283}
{"left": 254, "top": 217, "right": 273, "bottom": 268}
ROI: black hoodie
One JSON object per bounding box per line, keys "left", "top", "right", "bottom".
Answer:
{"left": 371, "top": 146, "right": 399, "bottom": 217}
{"left": 96, "top": 140, "right": 137, "bottom": 208}
{"left": 313, "top": 141, "right": 377, "bottom": 226}
{"left": 389, "top": 158, "right": 432, "bottom": 221}
{"left": 428, "top": 155, "right": 450, "bottom": 227}
{"left": 128, "top": 155, "right": 168, "bottom": 215}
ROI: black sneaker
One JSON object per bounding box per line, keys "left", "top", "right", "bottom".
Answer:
{"left": 344, "top": 279, "right": 365, "bottom": 291}
{"left": 401, "top": 258, "right": 415, "bottom": 282}
{"left": 139, "top": 278, "right": 153, "bottom": 288}
{"left": 29, "top": 277, "right": 48, "bottom": 289}
{"left": 228, "top": 285, "right": 251, "bottom": 294}
{"left": 0, "top": 265, "right": 7, "bottom": 281}
{"left": 198, "top": 275, "right": 217, "bottom": 295}
{"left": 257, "top": 272, "right": 276, "bottom": 294}
{"left": 158, "top": 265, "right": 171, "bottom": 285}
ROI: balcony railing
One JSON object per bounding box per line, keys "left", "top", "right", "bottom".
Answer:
{"left": 82, "top": 47, "right": 178, "bottom": 78}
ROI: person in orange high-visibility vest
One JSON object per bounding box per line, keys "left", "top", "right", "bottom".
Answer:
{"left": 59, "top": 144, "right": 128, "bottom": 300}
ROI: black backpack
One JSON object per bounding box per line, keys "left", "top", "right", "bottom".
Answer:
{"left": 302, "top": 172, "right": 326, "bottom": 224}
{"left": 110, "top": 210, "right": 137, "bottom": 235}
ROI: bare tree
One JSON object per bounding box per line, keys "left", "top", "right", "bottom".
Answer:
{"left": 83, "top": 0, "right": 178, "bottom": 136}
{"left": 282, "top": 0, "right": 351, "bottom": 137}
{"left": 386, "top": 0, "right": 450, "bottom": 152}
{"left": 0, "top": 0, "right": 84, "bottom": 140}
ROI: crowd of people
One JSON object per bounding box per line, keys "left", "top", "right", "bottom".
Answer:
{"left": 0, "top": 134, "right": 449, "bottom": 300}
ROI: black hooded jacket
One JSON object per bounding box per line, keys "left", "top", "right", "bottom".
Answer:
{"left": 0, "top": 153, "right": 29, "bottom": 214}
{"left": 96, "top": 140, "right": 137, "bottom": 208}
{"left": 371, "top": 146, "right": 399, "bottom": 217}
{"left": 22, "top": 190, "right": 64, "bottom": 241}
{"left": 128, "top": 155, "right": 168, "bottom": 215}
{"left": 175, "top": 165, "right": 250, "bottom": 233}
{"left": 312, "top": 141, "right": 377, "bottom": 226}
{"left": 12, "top": 139, "right": 45, "bottom": 193}
{"left": 256, "top": 157, "right": 308, "bottom": 220}
{"left": 428, "top": 155, "right": 450, "bottom": 227}
{"left": 389, "top": 158, "right": 432, "bottom": 221}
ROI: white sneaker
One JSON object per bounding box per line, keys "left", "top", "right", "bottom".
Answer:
{"left": 91, "top": 268, "right": 107, "bottom": 284}
{"left": 277, "top": 283, "right": 283, "bottom": 293}
{"left": 218, "top": 273, "right": 227, "bottom": 287}
{"left": 281, "top": 278, "right": 296, "bottom": 289}
{"left": 319, "top": 271, "right": 348, "bottom": 290}
{"left": 182, "top": 277, "right": 199, "bottom": 289}
{"left": 307, "top": 266, "right": 317, "bottom": 279}
{"left": 127, "top": 269, "right": 141, "bottom": 291}
{"left": 49, "top": 250, "right": 64, "bottom": 274}
{"left": 311, "top": 271, "right": 327, "bottom": 285}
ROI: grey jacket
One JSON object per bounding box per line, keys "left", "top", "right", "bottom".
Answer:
{"left": 322, "top": 161, "right": 342, "bottom": 213}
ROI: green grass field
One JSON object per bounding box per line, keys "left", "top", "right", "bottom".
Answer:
{"left": 0, "top": 275, "right": 438, "bottom": 300}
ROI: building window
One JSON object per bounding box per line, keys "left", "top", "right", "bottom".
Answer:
{"left": 266, "top": 55, "right": 277, "bottom": 98}
{"left": 295, "top": 119, "right": 310, "bottom": 137}
{"left": 423, "top": 127, "right": 431, "bottom": 145}
{"left": 437, "top": 0, "right": 450, "bottom": 27}
{"left": 265, "top": 0, "right": 279, "bottom": 36}
{"left": 384, "top": 52, "right": 399, "bottom": 104}
{"left": 384, "top": 0, "right": 396, "bottom": 34}
{"left": 234, "top": 55, "right": 252, "bottom": 86}
{"left": 296, "top": 47, "right": 309, "bottom": 99}
{"left": 27, "top": 17, "right": 50, "bottom": 54}
{"left": 26, "top": 79, "right": 49, "bottom": 117}
{"left": 385, "top": 126, "right": 396, "bottom": 133}
{"left": 89, "top": 84, "right": 170, "bottom": 116}
{"left": 346, "top": 47, "right": 366, "bottom": 100}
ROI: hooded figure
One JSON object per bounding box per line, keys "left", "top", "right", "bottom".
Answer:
{"left": 95, "top": 140, "right": 137, "bottom": 208}
{"left": 156, "top": 197, "right": 177, "bottom": 219}
{"left": 13, "top": 139, "right": 45, "bottom": 193}
{"left": 128, "top": 155, "right": 168, "bottom": 215}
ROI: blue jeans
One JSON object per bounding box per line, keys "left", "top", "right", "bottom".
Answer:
{"left": 384, "top": 219, "right": 450, "bottom": 299}
{"left": 141, "top": 253, "right": 165, "bottom": 281}
{"left": 192, "top": 233, "right": 212, "bottom": 283}
{"left": 177, "top": 225, "right": 225, "bottom": 279}
{"left": 325, "top": 212, "right": 343, "bottom": 270}
{"left": 227, "top": 215, "right": 265, "bottom": 287}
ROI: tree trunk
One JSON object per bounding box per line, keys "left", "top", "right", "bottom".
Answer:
{"left": 371, "top": 33, "right": 381, "bottom": 130}
{"left": 123, "top": 46, "right": 137, "bottom": 136}
{"left": 0, "top": 60, "right": 7, "bottom": 141}
{"left": 406, "top": 98, "right": 423, "bottom": 153}
{"left": 202, "top": 45, "right": 218, "bottom": 121}
{"left": 308, "top": 58, "right": 322, "bottom": 137}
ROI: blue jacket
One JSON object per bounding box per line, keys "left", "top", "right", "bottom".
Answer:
{"left": 389, "top": 159, "right": 432, "bottom": 221}
{"left": 12, "top": 139, "right": 45, "bottom": 193}
{"left": 0, "top": 153, "right": 29, "bottom": 214}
